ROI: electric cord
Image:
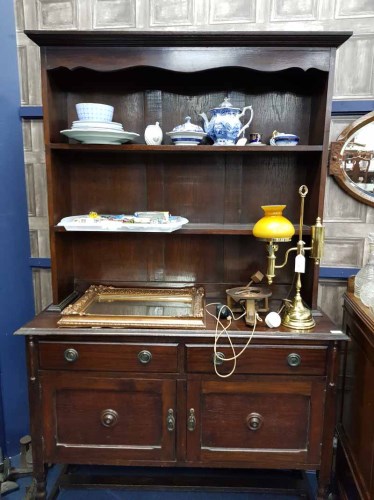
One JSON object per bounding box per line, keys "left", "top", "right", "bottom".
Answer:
{"left": 205, "top": 302, "right": 260, "bottom": 378}
{"left": 277, "top": 268, "right": 297, "bottom": 315}
{"left": 205, "top": 269, "right": 293, "bottom": 378}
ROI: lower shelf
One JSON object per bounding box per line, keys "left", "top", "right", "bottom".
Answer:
{"left": 49, "top": 464, "right": 317, "bottom": 497}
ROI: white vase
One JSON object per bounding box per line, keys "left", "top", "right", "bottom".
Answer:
{"left": 144, "top": 121, "right": 163, "bottom": 145}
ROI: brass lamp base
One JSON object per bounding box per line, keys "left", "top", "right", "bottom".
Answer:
{"left": 281, "top": 294, "right": 315, "bottom": 330}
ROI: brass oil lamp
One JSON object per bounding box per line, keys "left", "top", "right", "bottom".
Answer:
{"left": 253, "top": 185, "right": 324, "bottom": 330}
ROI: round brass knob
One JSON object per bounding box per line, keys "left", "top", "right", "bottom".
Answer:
{"left": 213, "top": 352, "right": 225, "bottom": 366}
{"left": 64, "top": 348, "right": 79, "bottom": 363}
{"left": 101, "top": 409, "right": 119, "bottom": 427}
{"left": 246, "top": 412, "right": 263, "bottom": 431}
{"left": 138, "top": 350, "right": 152, "bottom": 364}
{"left": 287, "top": 353, "right": 301, "bottom": 367}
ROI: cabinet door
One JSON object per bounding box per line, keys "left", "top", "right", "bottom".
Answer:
{"left": 186, "top": 377, "right": 325, "bottom": 468}
{"left": 342, "top": 321, "right": 374, "bottom": 498}
{"left": 41, "top": 372, "right": 176, "bottom": 464}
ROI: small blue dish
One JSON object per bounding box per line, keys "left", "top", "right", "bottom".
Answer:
{"left": 270, "top": 132, "right": 299, "bottom": 146}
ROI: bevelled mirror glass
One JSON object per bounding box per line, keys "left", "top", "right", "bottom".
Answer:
{"left": 330, "top": 111, "right": 374, "bottom": 207}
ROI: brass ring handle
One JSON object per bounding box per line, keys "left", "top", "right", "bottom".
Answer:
{"left": 213, "top": 352, "right": 225, "bottom": 366}
{"left": 167, "top": 409, "right": 175, "bottom": 432}
{"left": 246, "top": 412, "right": 263, "bottom": 431}
{"left": 287, "top": 353, "right": 301, "bottom": 367}
{"left": 101, "top": 409, "right": 119, "bottom": 427}
{"left": 64, "top": 348, "right": 79, "bottom": 363}
{"left": 187, "top": 408, "right": 196, "bottom": 432}
{"left": 138, "top": 350, "right": 152, "bottom": 364}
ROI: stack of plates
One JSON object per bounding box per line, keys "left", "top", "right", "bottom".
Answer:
{"left": 60, "top": 120, "right": 139, "bottom": 145}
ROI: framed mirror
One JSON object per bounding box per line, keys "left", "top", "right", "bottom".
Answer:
{"left": 58, "top": 285, "right": 205, "bottom": 329}
{"left": 330, "top": 111, "right": 374, "bottom": 207}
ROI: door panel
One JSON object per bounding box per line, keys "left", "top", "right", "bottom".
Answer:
{"left": 187, "top": 377, "right": 325, "bottom": 468}
{"left": 41, "top": 372, "right": 176, "bottom": 464}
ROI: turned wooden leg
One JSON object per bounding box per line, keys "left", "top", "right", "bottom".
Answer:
{"left": 27, "top": 337, "right": 47, "bottom": 499}
{"left": 317, "top": 342, "right": 341, "bottom": 500}
{"left": 34, "top": 470, "right": 47, "bottom": 499}
{"left": 317, "top": 484, "right": 328, "bottom": 500}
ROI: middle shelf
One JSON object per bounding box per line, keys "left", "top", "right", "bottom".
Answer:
{"left": 53, "top": 223, "right": 310, "bottom": 236}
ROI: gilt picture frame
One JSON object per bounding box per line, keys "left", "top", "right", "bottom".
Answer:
{"left": 58, "top": 285, "right": 206, "bottom": 329}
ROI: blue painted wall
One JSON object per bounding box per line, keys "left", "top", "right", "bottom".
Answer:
{"left": 0, "top": 0, "right": 35, "bottom": 456}
{"left": 0, "top": 390, "right": 5, "bottom": 452}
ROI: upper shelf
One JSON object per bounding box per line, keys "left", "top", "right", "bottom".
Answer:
{"left": 26, "top": 31, "right": 352, "bottom": 75}
{"left": 25, "top": 31, "right": 352, "bottom": 48}
{"left": 48, "top": 144, "right": 323, "bottom": 153}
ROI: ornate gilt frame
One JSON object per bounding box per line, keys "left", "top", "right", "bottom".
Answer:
{"left": 58, "top": 285, "right": 205, "bottom": 329}
{"left": 329, "top": 111, "right": 374, "bottom": 207}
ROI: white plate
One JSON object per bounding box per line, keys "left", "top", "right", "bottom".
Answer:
{"left": 72, "top": 121, "right": 124, "bottom": 130}
{"left": 60, "top": 129, "right": 139, "bottom": 144}
{"left": 73, "top": 120, "right": 123, "bottom": 126}
{"left": 58, "top": 215, "right": 189, "bottom": 233}
{"left": 166, "top": 131, "right": 206, "bottom": 138}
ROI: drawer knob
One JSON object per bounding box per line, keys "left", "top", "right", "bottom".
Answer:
{"left": 213, "top": 352, "right": 225, "bottom": 366}
{"left": 101, "top": 409, "right": 119, "bottom": 428}
{"left": 246, "top": 412, "right": 263, "bottom": 431}
{"left": 138, "top": 350, "right": 152, "bottom": 364}
{"left": 287, "top": 353, "right": 301, "bottom": 367}
{"left": 64, "top": 348, "right": 79, "bottom": 363}
{"left": 167, "top": 409, "right": 175, "bottom": 432}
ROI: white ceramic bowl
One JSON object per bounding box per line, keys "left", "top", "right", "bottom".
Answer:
{"left": 270, "top": 134, "right": 299, "bottom": 146}
{"left": 166, "top": 131, "right": 206, "bottom": 146}
{"left": 76, "top": 103, "right": 114, "bottom": 123}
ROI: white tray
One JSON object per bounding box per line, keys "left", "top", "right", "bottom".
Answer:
{"left": 58, "top": 215, "right": 189, "bottom": 233}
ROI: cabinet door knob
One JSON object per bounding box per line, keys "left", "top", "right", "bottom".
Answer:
{"left": 187, "top": 408, "right": 196, "bottom": 432}
{"left": 287, "top": 353, "right": 301, "bottom": 367}
{"left": 138, "top": 350, "right": 152, "bottom": 364}
{"left": 246, "top": 412, "right": 263, "bottom": 431}
{"left": 101, "top": 409, "right": 119, "bottom": 428}
{"left": 167, "top": 409, "right": 175, "bottom": 432}
{"left": 64, "top": 348, "right": 79, "bottom": 363}
{"left": 213, "top": 352, "right": 225, "bottom": 366}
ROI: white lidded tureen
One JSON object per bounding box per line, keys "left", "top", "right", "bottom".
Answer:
{"left": 166, "top": 116, "right": 206, "bottom": 146}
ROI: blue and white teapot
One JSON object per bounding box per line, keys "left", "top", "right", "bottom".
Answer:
{"left": 199, "top": 98, "right": 253, "bottom": 146}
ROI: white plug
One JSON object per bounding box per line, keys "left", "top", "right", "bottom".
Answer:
{"left": 265, "top": 311, "right": 281, "bottom": 328}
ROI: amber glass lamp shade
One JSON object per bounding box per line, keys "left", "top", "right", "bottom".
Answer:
{"left": 253, "top": 205, "right": 295, "bottom": 241}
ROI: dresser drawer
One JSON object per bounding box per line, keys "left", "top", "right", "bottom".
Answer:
{"left": 186, "top": 344, "right": 327, "bottom": 375}
{"left": 39, "top": 342, "right": 178, "bottom": 372}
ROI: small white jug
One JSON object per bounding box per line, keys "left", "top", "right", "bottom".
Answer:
{"left": 144, "top": 121, "right": 163, "bottom": 145}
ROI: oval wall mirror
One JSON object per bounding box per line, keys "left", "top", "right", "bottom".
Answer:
{"left": 330, "top": 111, "right": 374, "bottom": 207}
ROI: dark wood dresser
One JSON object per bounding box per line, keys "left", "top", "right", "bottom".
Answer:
{"left": 15, "top": 30, "right": 351, "bottom": 499}
{"left": 335, "top": 292, "right": 374, "bottom": 500}
{"left": 18, "top": 313, "right": 347, "bottom": 499}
